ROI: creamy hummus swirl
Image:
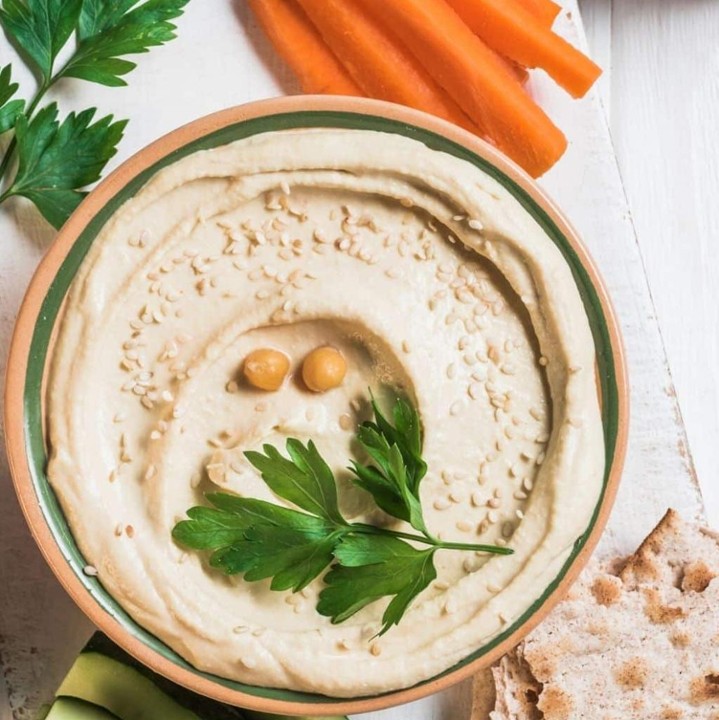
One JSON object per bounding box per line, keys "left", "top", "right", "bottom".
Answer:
{"left": 47, "top": 129, "right": 604, "bottom": 696}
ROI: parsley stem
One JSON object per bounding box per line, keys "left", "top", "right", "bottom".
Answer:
{"left": 349, "top": 523, "right": 513, "bottom": 555}
{"left": 0, "top": 78, "right": 51, "bottom": 185}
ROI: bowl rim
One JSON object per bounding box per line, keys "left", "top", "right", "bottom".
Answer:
{"left": 4, "top": 95, "right": 628, "bottom": 716}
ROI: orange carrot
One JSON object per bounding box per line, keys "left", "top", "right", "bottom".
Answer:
{"left": 514, "top": 0, "right": 561, "bottom": 26}
{"left": 356, "top": 0, "right": 566, "bottom": 176}
{"left": 247, "top": 0, "right": 363, "bottom": 96}
{"left": 295, "top": 0, "right": 479, "bottom": 134}
{"left": 505, "top": 58, "right": 529, "bottom": 86}
{"left": 445, "top": 0, "right": 601, "bottom": 98}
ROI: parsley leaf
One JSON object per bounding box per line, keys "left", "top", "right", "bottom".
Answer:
{"left": 172, "top": 494, "right": 341, "bottom": 593}
{"left": 5, "top": 102, "right": 127, "bottom": 228}
{"left": 59, "top": 0, "right": 190, "bottom": 87}
{"left": 0, "top": 64, "right": 24, "bottom": 133}
{"left": 350, "top": 396, "right": 428, "bottom": 534}
{"left": 318, "top": 535, "right": 437, "bottom": 635}
{"left": 0, "top": 0, "right": 82, "bottom": 84}
{"left": 245, "top": 439, "right": 345, "bottom": 525}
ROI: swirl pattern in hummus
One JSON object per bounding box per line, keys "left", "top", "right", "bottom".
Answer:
{"left": 47, "top": 129, "right": 605, "bottom": 696}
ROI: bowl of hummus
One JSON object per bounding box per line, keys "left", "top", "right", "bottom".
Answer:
{"left": 5, "top": 96, "right": 627, "bottom": 715}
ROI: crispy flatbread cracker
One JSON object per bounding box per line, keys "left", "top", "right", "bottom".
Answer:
{"left": 473, "top": 510, "right": 719, "bottom": 720}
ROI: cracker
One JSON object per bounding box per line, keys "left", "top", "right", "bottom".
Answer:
{"left": 476, "top": 510, "right": 719, "bottom": 720}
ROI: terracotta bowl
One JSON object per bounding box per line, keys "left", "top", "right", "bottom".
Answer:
{"left": 4, "top": 96, "right": 628, "bottom": 716}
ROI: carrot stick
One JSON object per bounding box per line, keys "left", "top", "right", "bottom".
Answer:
{"left": 514, "top": 0, "right": 561, "bottom": 26}
{"left": 295, "top": 0, "right": 479, "bottom": 134}
{"left": 445, "top": 0, "right": 601, "bottom": 98}
{"left": 247, "top": 0, "right": 363, "bottom": 96}
{"left": 356, "top": 0, "right": 566, "bottom": 176}
{"left": 505, "top": 58, "right": 529, "bottom": 86}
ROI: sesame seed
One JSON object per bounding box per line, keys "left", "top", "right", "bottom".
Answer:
{"left": 513, "top": 490, "right": 528, "bottom": 501}
{"left": 402, "top": 340, "right": 411, "bottom": 354}
{"left": 446, "top": 363, "right": 457, "bottom": 379}
{"left": 515, "top": 509, "right": 525, "bottom": 520}
{"left": 370, "top": 643, "right": 382, "bottom": 656}
{"left": 487, "top": 497, "right": 500, "bottom": 509}
{"left": 468, "top": 218, "right": 483, "bottom": 231}
{"left": 449, "top": 400, "right": 463, "bottom": 416}
{"left": 456, "top": 520, "right": 472, "bottom": 532}
{"left": 233, "top": 625, "right": 249, "bottom": 634}
{"left": 487, "top": 582, "right": 502, "bottom": 593}
{"left": 539, "top": 356, "right": 548, "bottom": 366}
{"left": 339, "top": 414, "right": 353, "bottom": 431}
{"left": 144, "top": 464, "right": 157, "bottom": 481}
{"left": 441, "top": 470, "right": 453, "bottom": 485}
{"left": 487, "top": 510, "right": 499, "bottom": 524}
{"left": 449, "top": 489, "right": 465, "bottom": 504}
{"left": 433, "top": 497, "right": 451, "bottom": 511}
{"left": 536, "top": 452, "right": 546, "bottom": 465}
{"left": 83, "top": 565, "right": 98, "bottom": 577}
{"left": 226, "top": 380, "right": 239, "bottom": 393}
{"left": 125, "top": 525, "right": 135, "bottom": 538}
{"left": 468, "top": 382, "right": 482, "bottom": 400}
{"left": 502, "top": 522, "right": 514, "bottom": 538}
{"left": 471, "top": 491, "right": 484, "bottom": 507}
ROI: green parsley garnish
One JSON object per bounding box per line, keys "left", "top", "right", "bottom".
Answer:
{"left": 0, "top": 0, "right": 190, "bottom": 228}
{"left": 173, "top": 394, "right": 512, "bottom": 636}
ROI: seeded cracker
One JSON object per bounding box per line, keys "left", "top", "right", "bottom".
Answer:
{"left": 473, "top": 510, "right": 719, "bottom": 720}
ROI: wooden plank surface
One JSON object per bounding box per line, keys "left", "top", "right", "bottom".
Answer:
{"left": 0, "top": 2, "right": 707, "bottom": 718}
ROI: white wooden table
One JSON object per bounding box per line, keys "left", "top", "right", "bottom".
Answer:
{"left": 1, "top": 1, "right": 717, "bottom": 718}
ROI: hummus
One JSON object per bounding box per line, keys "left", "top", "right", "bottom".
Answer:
{"left": 47, "top": 129, "right": 605, "bottom": 696}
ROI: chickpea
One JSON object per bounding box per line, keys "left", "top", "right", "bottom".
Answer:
{"left": 242, "top": 348, "right": 290, "bottom": 391}
{"left": 302, "top": 346, "right": 347, "bottom": 393}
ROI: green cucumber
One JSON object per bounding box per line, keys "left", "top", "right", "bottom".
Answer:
{"left": 52, "top": 633, "right": 348, "bottom": 720}
{"left": 46, "top": 697, "right": 121, "bottom": 719}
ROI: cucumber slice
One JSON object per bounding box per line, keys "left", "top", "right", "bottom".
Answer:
{"left": 57, "top": 632, "right": 349, "bottom": 720}
{"left": 46, "top": 697, "right": 121, "bottom": 719}
{"left": 57, "top": 652, "right": 199, "bottom": 720}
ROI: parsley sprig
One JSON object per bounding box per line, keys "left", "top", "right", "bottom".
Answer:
{"left": 0, "top": 0, "right": 190, "bottom": 228}
{"left": 174, "top": 395, "right": 512, "bottom": 636}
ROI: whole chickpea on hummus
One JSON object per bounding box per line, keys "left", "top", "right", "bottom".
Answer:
{"left": 47, "top": 129, "right": 604, "bottom": 696}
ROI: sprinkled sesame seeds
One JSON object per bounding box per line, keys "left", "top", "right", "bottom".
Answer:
{"left": 471, "top": 491, "right": 484, "bottom": 507}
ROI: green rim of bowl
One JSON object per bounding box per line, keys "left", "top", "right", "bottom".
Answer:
{"left": 23, "top": 110, "right": 619, "bottom": 704}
